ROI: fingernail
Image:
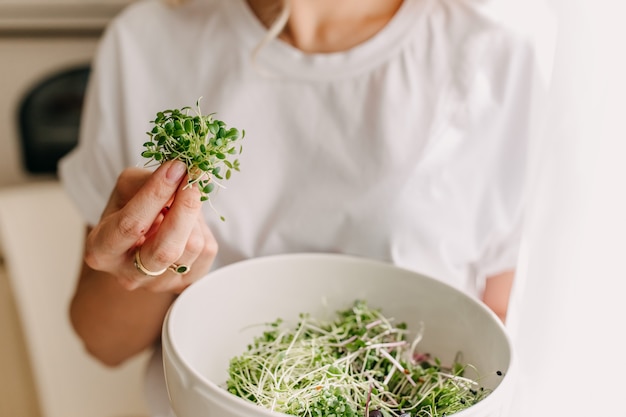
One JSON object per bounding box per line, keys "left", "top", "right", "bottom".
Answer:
{"left": 166, "top": 161, "right": 186, "bottom": 183}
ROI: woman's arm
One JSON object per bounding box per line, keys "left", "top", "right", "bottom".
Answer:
{"left": 482, "top": 270, "right": 515, "bottom": 323}
{"left": 69, "top": 160, "right": 217, "bottom": 366}
{"left": 69, "top": 259, "right": 175, "bottom": 367}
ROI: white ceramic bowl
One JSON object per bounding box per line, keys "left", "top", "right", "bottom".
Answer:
{"left": 162, "top": 253, "right": 516, "bottom": 417}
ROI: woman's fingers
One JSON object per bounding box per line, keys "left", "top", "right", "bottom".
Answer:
{"left": 126, "top": 212, "right": 217, "bottom": 293}
{"left": 116, "top": 160, "right": 188, "bottom": 245}
{"left": 131, "top": 169, "right": 203, "bottom": 275}
{"left": 85, "top": 161, "right": 187, "bottom": 269}
{"left": 176, "top": 214, "right": 218, "bottom": 289}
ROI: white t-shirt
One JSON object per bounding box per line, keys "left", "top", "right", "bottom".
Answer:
{"left": 59, "top": 0, "right": 550, "bottom": 415}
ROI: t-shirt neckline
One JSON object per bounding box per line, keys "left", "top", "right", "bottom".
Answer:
{"left": 221, "top": 0, "right": 433, "bottom": 81}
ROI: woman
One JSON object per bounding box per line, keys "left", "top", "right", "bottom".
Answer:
{"left": 59, "top": 0, "right": 547, "bottom": 415}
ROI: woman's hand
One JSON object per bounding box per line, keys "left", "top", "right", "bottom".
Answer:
{"left": 84, "top": 160, "right": 218, "bottom": 293}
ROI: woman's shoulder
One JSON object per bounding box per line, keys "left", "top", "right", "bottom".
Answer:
{"left": 424, "top": 0, "right": 555, "bottom": 84}
{"left": 94, "top": 0, "right": 237, "bottom": 64}
{"left": 107, "top": 0, "right": 225, "bottom": 38}
{"left": 428, "top": 0, "right": 554, "bottom": 52}
{"left": 118, "top": 0, "right": 222, "bottom": 18}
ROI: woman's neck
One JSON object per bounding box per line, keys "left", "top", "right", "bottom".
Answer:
{"left": 246, "top": 0, "right": 404, "bottom": 53}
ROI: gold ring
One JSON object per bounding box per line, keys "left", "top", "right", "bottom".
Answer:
{"left": 134, "top": 248, "right": 168, "bottom": 276}
{"left": 169, "top": 263, "right": 191, "bottom": 275}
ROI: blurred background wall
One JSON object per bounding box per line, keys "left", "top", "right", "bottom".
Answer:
{"left": 0, "top": 0, "right": 133, "bottom": 187}
{"left": 509, "top": 0, "right": 626, "bottom": 415}
{"left": 0, "top": 1, "right": 134, "bottom": 416}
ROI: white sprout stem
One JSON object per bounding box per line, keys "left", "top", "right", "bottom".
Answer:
{"left": 402, "top": 384, "right": 438, "bottom": 412}
{"left": 206, "top": 195, "right": 222, "bottom": 219}
{"left": 379, "top": 348, "right": 417, "bottom": 387}
{"left": 332, "top": 349, "right": 361, "bottom": 366}
{"left": 284, "top": 317, "right": 306, "bottom": 357}
{"left": 382, "top": 392, "right": 400, "bottom": 407}
{"left": 367, "top": 341, "right": 407, "bottom": 350}
{"left": 211, "top": 176, "right": 227, "bottom": 189}
{"left": 195, "top": 97, "right": 203, "bottom": 116}
{"left": 409, "top": 321, "right": 425, "bottom": 358}
{"left": 254, "top": 360, "right": 277, "bottom": 403}
{"left": 366, "top": 319, "right": 383, "bottom": 329}
{"left": 332, "top": 335, "right": 357, "bottom": 347}
{"left": 302, "top": 323, "right": 332, "bottom": 335}
{"left": 364, "top": 384, "right": 372, "bottom": 417}
{"left": 367, "top": 328, "right": 396, "bottom": 343}
{"left": 375, "top": 313, "right": 396, "bottom": 332}
{"left": 383, "top": 365, "right": 396, "bottom": 386}
{"left": 439, "top": 372, "right": 480, "bottom": 386}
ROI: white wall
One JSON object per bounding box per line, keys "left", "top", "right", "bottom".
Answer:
{"left": 508, "top": 1, "right": 626, "bottom": 415}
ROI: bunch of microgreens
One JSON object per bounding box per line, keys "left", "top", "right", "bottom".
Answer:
{"left": 141, "top": 98, "right": 244, "bottom": 219}
{"left": 226, "top": 300, "right": 496, "bottom": 417}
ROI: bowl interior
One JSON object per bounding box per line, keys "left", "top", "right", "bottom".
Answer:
{"left": 165, "top": 253, "right": 512, "bottom": 411}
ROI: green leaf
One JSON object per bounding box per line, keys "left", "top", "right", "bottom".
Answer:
{"left": 184, "top": 119, "right": 193, "bottom": 133}
{"left": 203, "top": 183, "right": 215, "bottom": 194}
{"left": 225, "top": 128, "right": 239, "bottom": 139}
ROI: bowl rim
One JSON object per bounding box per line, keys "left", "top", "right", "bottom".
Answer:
{"left": 163, "top": 252, "right": 517, "bottom": 417}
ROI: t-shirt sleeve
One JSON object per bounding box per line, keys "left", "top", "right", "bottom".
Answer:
{"left": 58, "top": 19, "right": 129, "bottom": 226}
{"left": 468, "top": 8, "right": 555, "bottom": 288}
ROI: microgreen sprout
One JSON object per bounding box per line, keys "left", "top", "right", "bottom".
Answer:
{"left": 141, "top": 98, "right": 245, "bottom": 215}
{"left": 226, "top": 300, "right": 492, "bottom": 417}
